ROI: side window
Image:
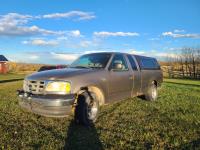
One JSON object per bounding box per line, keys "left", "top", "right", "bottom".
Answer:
{"left": 140, "top": 57, "right": 160, "bottom": 70}
{"left": 127, "top": 55, "right": 138, "bottom": 70}
{"left": 110, "top": 54, "right": 128, "bottom": 71}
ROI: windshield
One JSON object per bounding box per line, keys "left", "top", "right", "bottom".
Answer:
{"left": 70, "top": 53, "right": 111, "bottom": 69}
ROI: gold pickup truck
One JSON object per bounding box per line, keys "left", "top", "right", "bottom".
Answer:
{"left": 18, "top": 52, "right": 163, "bottom": 125}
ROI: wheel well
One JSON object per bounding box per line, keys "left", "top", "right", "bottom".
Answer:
{"left": 77, "top": 86, "right": 105, "bottom": 106}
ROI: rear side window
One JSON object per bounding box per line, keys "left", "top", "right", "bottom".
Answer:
{"left": 127, "top": 55, "right": 138, "bottom": 70}
{"left": 140, "top": 57, "right": 160, "bottom": 70}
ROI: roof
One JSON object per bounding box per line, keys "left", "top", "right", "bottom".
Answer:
{"left": 85, "top": 52, "right": 129, "bottom": 55}
{"left": 85, "top": 52, "right": 156, "bottom": 59}
{"left": 0, "top": 55, "right": 8, "bottom": 62}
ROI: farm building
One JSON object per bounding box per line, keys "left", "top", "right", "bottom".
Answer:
{"left": 0, "top": 55, "right": 8, "bottom": 74}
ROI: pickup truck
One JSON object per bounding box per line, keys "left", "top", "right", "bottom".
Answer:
{"left": 18, "top": 52, "right": 163, "bottom": 125}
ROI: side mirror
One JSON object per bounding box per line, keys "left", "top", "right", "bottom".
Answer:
{"left": 112, "top": 60, "right": 123, "bottom": 70}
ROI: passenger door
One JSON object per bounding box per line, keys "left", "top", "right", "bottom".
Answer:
{"left": 108, "top": 54, "right": 133, "bottom": 101}
{"left": 127, "top": 55, "right": 141, "bottom": 96}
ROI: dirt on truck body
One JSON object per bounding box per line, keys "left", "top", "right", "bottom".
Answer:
{"left": 18, "top": 52, "right": 163, "bottom": 125}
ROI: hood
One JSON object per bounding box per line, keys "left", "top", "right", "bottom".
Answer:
{"left": 26, "top": 68, "right": 97, "bottom": 81}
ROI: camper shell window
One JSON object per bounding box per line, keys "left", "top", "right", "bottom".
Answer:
{"left": 135, "top": 56, "right": 160, "bottom": 70}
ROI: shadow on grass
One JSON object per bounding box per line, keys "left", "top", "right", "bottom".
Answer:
{"left": 24, "top": 116, "right": 103, "bottom": 149}
{"left": 164, "top": 81, "right": 200, "bottom": 88}
{"left": 64, "top": 121, "right": 103, "bottom": 150}
{"left": 177, "top": 138, "right": 200, "bottom": 149}
{"left": 0, "top": 78, "right": 23, "bottom": 83}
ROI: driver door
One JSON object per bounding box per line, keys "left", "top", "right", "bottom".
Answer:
{"left": 108, "top": 54, "right": 133, "bottom": 102}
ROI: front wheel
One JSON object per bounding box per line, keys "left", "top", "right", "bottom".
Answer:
{"left": 145, "top": 83, "right": 158, "bottom": 101}
{"left": 74, "top": 92, "right": 99, "bottom": 126}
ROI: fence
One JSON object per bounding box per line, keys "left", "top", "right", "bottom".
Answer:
{"left": 161, "top": 66, "right": 200, "bottom": 79}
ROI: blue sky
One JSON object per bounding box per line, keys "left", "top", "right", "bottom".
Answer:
{"left": 0, "top": 0, "right": 200, "bottom": 64}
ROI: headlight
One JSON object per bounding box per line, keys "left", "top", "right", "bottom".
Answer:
{"left": 45, "top": 81, "right": 71, "bottom": 94}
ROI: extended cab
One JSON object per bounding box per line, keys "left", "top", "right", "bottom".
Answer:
{"left": 18, "top": 52, "right": 163, "bottom": 125}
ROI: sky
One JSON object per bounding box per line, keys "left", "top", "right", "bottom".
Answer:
{"left": 0, "top": 0, "right": 200, "bottom": 64}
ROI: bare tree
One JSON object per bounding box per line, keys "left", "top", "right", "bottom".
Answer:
{"left": 166, "top": 47, "right": 200, "bottom": 79}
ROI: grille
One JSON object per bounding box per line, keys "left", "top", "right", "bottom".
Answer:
{"left": 24, "top": 80, "right": 45, "bottom": 94}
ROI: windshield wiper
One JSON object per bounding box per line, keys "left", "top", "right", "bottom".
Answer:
{"left": 70, "top": 65, "right": 103, "bottom": 69}
{"left": 89, "top": 66, "right": 103, "bottom": 69}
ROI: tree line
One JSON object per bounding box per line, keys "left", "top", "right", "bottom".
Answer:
{"left": 8, "top": 62, "right": 43, "bottom": 73}
{"left": 164, "top": 47, "right": 200, "bottom": 79}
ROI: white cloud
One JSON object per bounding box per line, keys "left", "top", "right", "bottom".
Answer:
{"left": 162, "top": 32, "right": 173, "bottom": 36}
{"left": 174, "top": 29, "right": 185, "bottom": 33}
{"left": 130, "top": 50, "right": 145, "bottom": 55}
{"left": 153, "top": 53, "right": 178, "bottom": 58}
{"left": 79, "top": 40, "right": 92, "bottom": 47}
{"left": 83, "top": 50, "right": 109, "bottom": 54}
{"left": 0, "top": 13, "right": 83, "bottom": 37}
{"left": 57, "top": 36, "right": 68, "bottom": 40}
{"left": 29, "top": 55, "right": 39, "bottom": 60}
{"left": 43, "top": 11, "right": 95, "bottom": 20}
{"left": 0, "top": 11, "right": 94, "bottom": 37}
{"left": 168, "top": 47, "right": 185, "bottom": 51}
{"left": 59, "top": 38, "right": 100, "bottom": 49}
{"left": 50, "top": 52, "right": 79, "bottom": 61}
{"left": 23, "top": 39, "right": 59, "bottom": 46}
{"left": 129, "top": 49, "right": 178, "bottom": 59}
{"left": 93, "top": 31, "right": 139, "bottom": 37}
{"left": 69, "top": 30, "right": 81, "bottom": 37}
{"left": 9, "top": 51, "right": 80, "bottom": 63}
{"left": 57, "top": 31, "right": 82, "bottom": 40}
{"left": 10, "top": 53, "right": 40, "bottom": 62}
{"left": 0, "top": 13, "right": 33, "bottom": 25}
{"left": 0, "top": 13, "right": 66, "bottom": 36}
{"left": 162, "top": 31, "right": 200, "bottom": 38}
{"left": 149, "top": 38, "right": 159, "bottom": 41}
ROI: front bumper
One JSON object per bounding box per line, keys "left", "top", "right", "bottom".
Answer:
{"left": 18, "top": 90, "right": 76, "bottom": 117}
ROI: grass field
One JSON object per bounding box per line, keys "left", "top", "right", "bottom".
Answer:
{"left": 0, "top": 75, "right": 200, "bottom": 149}
{"left": 0, "top": 73, "right": 25, "bottom": 83}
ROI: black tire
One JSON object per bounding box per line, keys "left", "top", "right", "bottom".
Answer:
{"left": 74, "top": 92, "right": 99, "bottom": 126}
{"left": 145, "top": 83, "right": 158, "bottom": 101}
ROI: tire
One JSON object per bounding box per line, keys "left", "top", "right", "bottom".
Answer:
{"left": 74, "top": 91, "right": 99, "bottom": 126}
{"left": 145, "top": 83, "right": 158, "bottom": 101}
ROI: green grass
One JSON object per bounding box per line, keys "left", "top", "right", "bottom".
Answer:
{"left": 0, "top": 73, "right": 25, "bottom": 81}
{"left": 0, "top": 79, "right": 200, "bottom": 149}
{"left": 164, "top": 78, "right": 200, "bottom": 86}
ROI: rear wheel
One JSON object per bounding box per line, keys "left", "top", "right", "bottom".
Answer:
{"left": 74, "top": 92, "right": 99, "bottom": 126}
{"left": 145, "top": 82, "right": 158, "bottom": 101}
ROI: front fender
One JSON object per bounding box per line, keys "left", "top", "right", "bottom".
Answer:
{"left": 73, "top": 80, "right": 107, "bottom": 105}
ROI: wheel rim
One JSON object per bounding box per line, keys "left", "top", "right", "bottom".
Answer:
{"left": 87, "top": 100, "right": 98, "bottom": 120}
{"left": 151, "top": 85, "right": 157, "bottom": 99}
{"left": 86, "top": 93, "right": 98, "bottom": 121}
